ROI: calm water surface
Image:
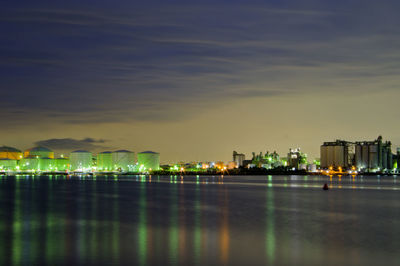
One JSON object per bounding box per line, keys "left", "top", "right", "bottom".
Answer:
{"left": 0, "top": 174, "right": 399, "bottom": 265}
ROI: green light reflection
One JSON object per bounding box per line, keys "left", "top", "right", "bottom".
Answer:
{"left": 265, "top": 188, "right": 275, "bottom": 264}
{"left": 138, "top": 182, "right": 147, "bottom": 266}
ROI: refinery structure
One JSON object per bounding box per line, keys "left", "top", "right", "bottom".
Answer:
{"left": 0, "top": 146, "right": 160, "bottom": 173}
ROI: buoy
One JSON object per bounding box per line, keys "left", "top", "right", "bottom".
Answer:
{"left": 323, "top": 183, "right": 329, "bottom": 190}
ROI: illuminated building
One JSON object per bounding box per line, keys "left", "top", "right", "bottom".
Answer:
{"left": 0, "top": 146, "right": 23, "bottom": 160}
{"left": 112, "top": 150, "right": 135, "bottom": 172}
{"left": 287, "top": 148, "right": 307, "bottom": 169}
{"left": 137, "top": 151, "right": 160, "bottom": 171}
{"left": 251, "top": 151, "right": 282, "bottom": 169}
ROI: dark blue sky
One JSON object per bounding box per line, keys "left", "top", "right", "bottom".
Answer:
{"left": 1, "top": 0, "right": 399, "bottom": 162}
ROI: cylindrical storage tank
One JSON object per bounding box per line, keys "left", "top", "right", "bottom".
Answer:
{"left": 112, "top": 150, "right": 135, "bottom": 172}
{"left": 39, "top": 158, "right": 55, "bottom": 171}
{"left": 0, "top": 159, "right": 17, "bottom": 171}
{"left": 24, "top": 147, "right": 54, "bottom": 159}
{"left": 137, "top": 151, "right": 160, "bottom": 171}
{"left": 326, "top": 146, "right": 334, "bottom": 168}
{"left": 19, "top": 157, "right": 40, "bottom": 171}
{"left": 355, "top": 145, "right": 363, "bottom": 169}
{"left": 97, "top": 151, "right": 113, "bottom": 171}
{"left": 70, "top": 150, "right": 92, "bottom": 172}
{"left": 320, "top": 146, "right": 328, "bottom": 169}
{"left": 334, "top": 146, "right": 344, "bottom": 167}
{"left": 55, "top": 158, "right": 70, "bottom": 171}
{"left": 0, "top": 146, "right": 23, "bottom": 160}
{"left": 362, "top": 145, "right": 369, "bottom": 168}
{"left": 369, "top": 145, "right": 378, "bottom": 169}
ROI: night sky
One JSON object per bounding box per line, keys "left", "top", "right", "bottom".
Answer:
{"left": 1, "top": 0, "right": 400, "bottom": 163}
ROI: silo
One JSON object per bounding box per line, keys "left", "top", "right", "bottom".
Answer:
{"left": 0, "top": 159, "right": 17, "bottom": 171}
{"left": 24, "top": 147, "right": 54, "bottom": 159}
{"left": 55, "top": 158, "right": 70, "bottom": 171}
{"left": 382, "top": 148, "right": 388, "bottom": 169}
{"left": 70, "top": 150, "right": 92, "bottom": 172}
{"left": 39, "top": 158, "right": 55, "bottom": 171}
{"left": 97, "top": 151, "right": 113, "bottom": 171}
{"left": 0, "top": 146, "right": 23, "bottom": 160}
{"left": 137, "top": 151, "right": 160, "bottom": 171}
{"left": 326, "top": 146, "right": 334, "bottom": 168}
{"left": 362, "top": 145, "right": 369, "bottom": 169}
{"left": 334, "top": 146, "right": 345, "bottom": 167}
{"left": 369, "top": 145, "right": 378, "bottom": 169}
{"left": 112, "top": 150, "right": 135, "bottom": 172}
{"left": 355, "top": 144, "right": 363, "bottom": 169}
{"left": 19, "top": 157, "right": 40, "bottom": 171}
{"left": 320, "top": 146, "right": 328, "bottom": 168}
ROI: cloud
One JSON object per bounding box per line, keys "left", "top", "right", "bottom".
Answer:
{"left": 34, "top": 138, "right": 109, "bottom": 152}
{"left": 1, "top": 1, "right": 400, "bottom": 127}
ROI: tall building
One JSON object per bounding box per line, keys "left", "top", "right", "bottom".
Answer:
{"left": 233, "top": 151, "right": 245, "bottom": 167}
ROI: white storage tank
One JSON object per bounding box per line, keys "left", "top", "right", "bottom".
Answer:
{"left": 97, "top": 151, "right": 113, "bottom": 171}
{"left": 137, "top": 151, "right": 160, "bottom": 171}
{"left": 70, "top": 150, "right": 92, "bottom": 172}
{"left": 112, "top": 150, "right": 135, "bottom": 172}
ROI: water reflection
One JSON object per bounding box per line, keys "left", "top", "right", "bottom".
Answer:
{"left": 0, "top": 175, "right": 399, "bottom": 265}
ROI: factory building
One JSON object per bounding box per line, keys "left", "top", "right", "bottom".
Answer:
{"left": 355, "top": 136, "right": 392, "bottom": 171}
{"left": 287, "top": 148, "right": 307, "bottom": 169}
{"left": 320, "top": 140, "right": 352, "bottom": 169}
{"left": 0, "top": 146, "right": 23, "bottom": 160}
{"left": 112, "top": 150, "right": 135, "bottom": 172}
{"left": 137, "top": 151, "right": 160, "bottom": 171}
{"left": 97, "top": 151, "right": 113, "bottom": 171}
{"left": 233, "top": 151, "right": 245, "bottom": 167}
{"left": 0, "top": 159, "right": 17, "bottom": 170}
{"left": 24, "top": 147, "right": 54, "bottom": 159}
{"left": 70, "top": 150, "right": 92, "bottom": 172}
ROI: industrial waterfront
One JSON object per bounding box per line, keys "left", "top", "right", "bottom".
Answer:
{"left": 0, "top": 174, "right": 399, "bottom": 266}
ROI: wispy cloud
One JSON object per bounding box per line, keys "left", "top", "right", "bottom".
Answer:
{"left": 1, "top": 1, "right": 400, "bottom": 127}
{"left": 34, "top": 138, "right": 109, "bottom": 152}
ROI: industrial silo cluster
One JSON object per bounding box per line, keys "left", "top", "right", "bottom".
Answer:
{"left": 0, "top": 144, "right": 160, "bottom": 173}
{"left": 320, "top": 136, "right": 395, "bottom": 172}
